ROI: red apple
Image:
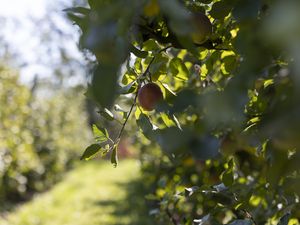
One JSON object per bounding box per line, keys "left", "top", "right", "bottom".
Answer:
{"left": 138, "top": 83, "right": 163, "bottom": 111}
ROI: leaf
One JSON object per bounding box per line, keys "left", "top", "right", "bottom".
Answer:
{"left": 232, "top": 0, "right": 261, "bottom": 21}
{"left": 155, "top": 127, "right": 190, "bottom": 153}
{"left": 64, "top": 7, "right": 89, "bottom": 25}
{"left": 110, "top": 145, "right": 118, "bottom": 167}
{"left": 277, "top": 213, "right": 290, "bottom": 225}
{"left": 227, "top": 219, "right": 252, "bottom": 225}
{"left": 122, "top": 66, "right": 137, "bottom": 85}
{"left": 161, "top": 83, "right": 176, "bottom": 96}
{"left": 193, "top": 214, "right": 210, "bottom": 225}
{"left": 144, "top": 0, "right": 160, "bottom": 17}
{"left": 129, "top": 44, "right": 148, "bottom": 58}
{"left": 80, "top": 144, "right": 102, "bottom": 160}
{"left": 137, "top": 114, "right": 153, "bottom": 132}
{"left": 158, "top": 0, "right": 191, "bottom": 36}
{"left": 213, "top": 183, "right": 228, "bottom": 192}
{"left": 92, "top": 124, "right": 109, "bottom": 143}
{"left": 149, "top": 54, "right": 169, "bottom": 81}
{"left": 92, "top": 65, "right": 119, "bottom": 108}
{"left": 169, "top": 58, "right": 189, "bottom": 81}
{"left": 185, "top": 186, "right": 199, "bottom": 197}
{"left": 63, "top": 7, "right": 90, "bottom": 15}
{"left": 221, "top": 170, "right": 234, "bottom": 187}
{"left": 189, "top": 135, "right": 220, "bottom": 160}
{"left": 66, "top": 13, "right": 86, "bottom": 29}
{"left": 172, "top": 114, "right": 182, "bottom": 130}
{"left": 99, "top": 108, "right": 114, "bottom": 121}
{"left": 160, "top": 113, "right": 176, "bottom": 127}
{"left": 210, "top": 1, "right": 232, "bottom": 19}
{"left": 142, "top": 39, "right": 160, "bottom": 51}
{"left": 114, "top": 104, "right": 126, "bottom": 112}
{"left": 118, "top": 82, "right": 136, "bottom": 94}
{"left": 221, "top": 159, "right": 234, "bottom": 186}
{"left": 222, "top": 55, "right": 237, "bottom": 74}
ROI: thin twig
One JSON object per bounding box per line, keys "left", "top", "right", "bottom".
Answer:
{"left": 166, "top": 207, "right": 179, "bottom": 225}
{"left": 242, "top": 209, "right": 257, "bottom": 225}
{"left": 116, "top": 91, "right": 139, "bottom": 141}
{"left": 147, "top": 45, "right": 172, "bottom": 80}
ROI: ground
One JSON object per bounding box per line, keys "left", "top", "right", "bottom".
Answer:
{"left": 0, "top": 159, "right": 155, "bottom": 225}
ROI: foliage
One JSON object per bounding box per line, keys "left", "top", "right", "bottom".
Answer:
{"left": 67, "top": 0, "right": 300, "bottom": 224}
{"left": 0, "top": 67, "right": 90, "bottom": 204}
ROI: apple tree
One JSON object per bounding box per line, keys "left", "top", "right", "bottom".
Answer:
{"left": 66, "top": 0, "right": 300, "bottom": 224}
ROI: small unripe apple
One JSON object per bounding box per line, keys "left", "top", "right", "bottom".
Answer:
{"left": 191, "top": 12, "right": 212, "bottom": 44}
{"left": 138, "top": 83, "right": 163, "bottom": 111}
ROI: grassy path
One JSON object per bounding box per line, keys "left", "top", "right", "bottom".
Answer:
{"left": 0, "top": 160, "right": 155, "bottom": 225}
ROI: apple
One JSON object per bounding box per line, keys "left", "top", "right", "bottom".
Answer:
{"left": 138, "top": 83, "right": 163, "bottom": 111}
{"left": 191, "top": 12, "right": 212, "bottom": 44}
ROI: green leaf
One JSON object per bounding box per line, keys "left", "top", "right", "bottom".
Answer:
{"left": 221, "top": 159, "right": 234, "bottom": 186}
{"left": 210, "top": 1, "right": 232, "bottom": 20}
{"left": 134, "top": 57, "right": 143, "bottom": 74}
{"left": 185, "top": 186, "right": 199, "bottom": 197}
{"left": 149, "top": 54, "right": 169, "bottom": 81}
{"left": 193, "top": 214, "right": 210, "bottom": 225}
{"left": 81, "top": 144, "right": 102, "bottom": 160}
{"left": 172, "top": 114, "right": 182, "bottom": 130}
{"left": 118, "top": 82, "right": 136, "bottom": 94}
{"left": 227, "top": 219, "right": 252, "bottom": 225}
{"left": 221, "top": 170, "right": 234, "bottom": 187}
{"left": 142, "top": 39, "right": 160, "bottom": 51}
{"left": 277, "top": 213, "right": 290, "bottom": 225}
{"left": 92, "top": 124, "right": 109, "bottom": 143}
{"left": 66, "top": 13, "right": 86, "bottom": 29}
{"left": 161, "top": 83, "right": 176, "bottom": 96}
{"left": 189, "top": 135, "right": 220, "bottom": 160}
{"left": 99, "top": 108, "right": 114, "bottom": 121}
{"left": 169, "top": 58, "right": 189, "bottom": 81}
{"left": 155, "top": 127, "right": 190, "bottom": 153}
{"left": 222, "top": 55, "right": 237, "bottom": 74}
{"left": 92, "top": 65, "right": 119, "bottom": 108}
{"left": 160, "top": 113, "right": 176, "bottom": 127}
{"left": 110, "top": 145, "right": 118, "bottom": 167}
{"left": 129, "top": 44, "right": 148, "bottom": 58}
{"left": 114, "top": 104, "right": 126, "bottom": 112}
{"left": 63, "top": 7, "right": 90, "bottom": 15}
{"left": 136, "top": 113, "right": 153, "bottom": 135}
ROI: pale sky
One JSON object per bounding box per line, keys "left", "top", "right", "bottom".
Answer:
{"left": 0, "top": 0, "right": 87, "bottom": 85}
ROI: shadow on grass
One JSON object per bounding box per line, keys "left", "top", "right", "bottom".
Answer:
{"left": 93, "top": 178, "right": 160, "bottom": 225}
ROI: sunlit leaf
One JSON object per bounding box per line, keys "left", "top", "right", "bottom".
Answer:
{"left": 110, "top": 145, "right": 118, "bottom": 167}
{"left": 80, "top": 144, "right": 102, "bottom": 160}
{"left": 92, "top": 124, "right": 109, "bottom": 143}
{"left": 99, "top": 108, "right": 114, "bottom": 121}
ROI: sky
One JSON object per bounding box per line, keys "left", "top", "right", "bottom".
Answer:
{"left": 0, "top": 0, "right": 86, "bottom": 85}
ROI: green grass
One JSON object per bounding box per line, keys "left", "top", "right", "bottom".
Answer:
{"left": 0, "top": 159, "right": 155, "bottom": 225}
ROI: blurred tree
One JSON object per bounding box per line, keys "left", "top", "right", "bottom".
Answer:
{"left": 0, "top": 66, "right": 91, "bottom": 206}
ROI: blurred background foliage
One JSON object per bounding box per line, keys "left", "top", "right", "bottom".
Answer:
{"left": 0, "top": 66, "right": 91, "bottom": 207}
{"left": 67, "top": 0, "right": 300, "bottom": 224}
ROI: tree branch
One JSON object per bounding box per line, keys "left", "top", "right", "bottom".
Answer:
{"left": 166, "top": 207, "right": 179, "bottom": 225}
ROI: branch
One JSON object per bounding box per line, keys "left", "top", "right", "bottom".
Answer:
{"left": 116, "top": 90, "right": 139, "bottom": 141}
{"left": 166, "top": 207, "right": 179, "bottom": 225}
{"left": 241, "top": 209, "right": 257, "bottom": 225}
